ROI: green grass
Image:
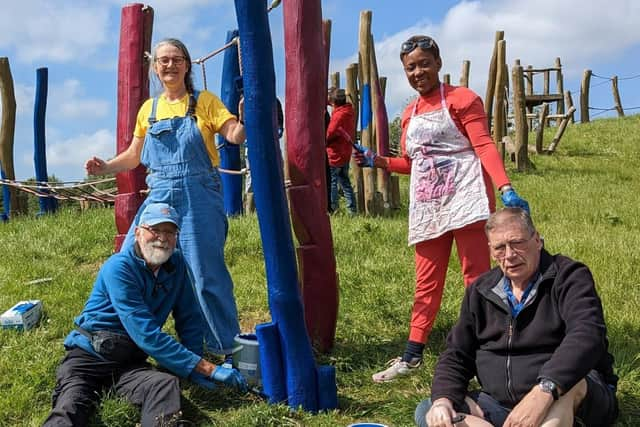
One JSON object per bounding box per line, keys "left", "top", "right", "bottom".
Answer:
{"left": 1, "top": 114, "right": 639, "bottom": 426}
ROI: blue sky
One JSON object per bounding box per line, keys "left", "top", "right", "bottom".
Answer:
{"left": 1, "top": 0, "right": 639, "bottom": 182}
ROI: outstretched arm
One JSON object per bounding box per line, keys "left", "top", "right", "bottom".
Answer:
{"left": 85, "top": 135, "right": 144, "bottom": 175}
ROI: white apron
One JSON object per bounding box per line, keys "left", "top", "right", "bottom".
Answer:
{"left": 406, "top": 84, "right": 489, "bottom": 245}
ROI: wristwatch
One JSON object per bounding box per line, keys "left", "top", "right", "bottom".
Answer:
{"left": 538, "top": 379, "right": 559, "bottom": 400}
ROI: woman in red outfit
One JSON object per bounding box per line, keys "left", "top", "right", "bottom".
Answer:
{"left": 353, "top": 35, "right": 529, "bottom": 382}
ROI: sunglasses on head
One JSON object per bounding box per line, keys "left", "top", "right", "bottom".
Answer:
{"left": 401, "top": 37, "right": 436, "bottom": 55}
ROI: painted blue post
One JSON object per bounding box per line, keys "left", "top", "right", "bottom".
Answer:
{"left": 1, "top": 168, "right": 9, "bottom": 221}
{"left": 33, "top": 67, "right": 57, "bottom": 215}
{"left": 234, "top": 0, "right": 319, "bottom": 411}
{"left": 218, "top": 30, "right": 243, "bottom": 216}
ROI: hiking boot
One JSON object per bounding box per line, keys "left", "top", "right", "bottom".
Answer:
{"left": 372, "top": 357, "right": 422, "bottom": 383}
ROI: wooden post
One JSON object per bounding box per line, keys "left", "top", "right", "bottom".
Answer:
{"left": 535, "top": 103, "right": 549, "bottom": 153}
{"left": 580, "top": 69, "right": 592, "bottom": 123}
{"left": 0, "top": 57, "right": 24, "bottom": 216}
{"left": 460, "top": 60, "right": 470, "bottom": 88}
{"left": 358, "top": 10, "right": 376, "bottom": 215}
{"left": 547, "top": 106, "right": 576, "bottom": 153}
{"left": 565, "top": 90, "right": 575, "bottom": 123}
{"left": 443, "top": 73, "right": 450, "bottom": 85}
{"left": 611, "top": 76, "right": 625, "bottom": 117}
{"left": 485, "top": 30, "right": 504, "bottom": 126}
{"left": 330, "top": 71, "right": 340, "bottom": 89}
{"left": 493, "top": 40, "right": 507, "bottom": 159}
{"left": 345, "top": 63, "right": 364, "bottom": 213}
{"left": 525, "top": 65, "right": 534, "bottom": 129}
{"left": 555, "top": 57, "right": 564, "bottom": 115}
{"left": 512, "top": 63, "right": 529, "bottom": 171}
{"left": 114, "top": 4, "right": 154, "bottom": 251}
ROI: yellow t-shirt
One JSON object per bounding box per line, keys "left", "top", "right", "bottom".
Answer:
{"left": 134, "top": 90, "right": 236, "bottom": 167}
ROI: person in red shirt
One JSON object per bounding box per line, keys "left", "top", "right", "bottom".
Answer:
{"left": 353, "top": 35, "right": 529, "bottom": 382}
{"left": 326, "top": 87, "right": 357, "bottom": 214}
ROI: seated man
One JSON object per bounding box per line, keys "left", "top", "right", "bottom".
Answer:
{"left": 415, "top": 207, "right": 618, "bottom": 427}
{"left": 44, "top": 203, "right": 247, "bottom": 427}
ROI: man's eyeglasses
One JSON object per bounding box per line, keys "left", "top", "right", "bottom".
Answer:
{"left": 400, "top": 37, "right": 436, "bottom": 55}
{"left": 140, "top": 225, "right": 178, "bottom": 239}
{"left": 489, "top": 234, "right": 535, "bottom": 258}
{"left": 156, "top": 56, "right": 186, "bottom": 66}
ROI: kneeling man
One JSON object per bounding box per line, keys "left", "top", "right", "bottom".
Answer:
{"left": 44, "top": 203, "right": 247, "bottom": 427}
{"left": 415, "top": 208, "right": 618, "bottom": 427}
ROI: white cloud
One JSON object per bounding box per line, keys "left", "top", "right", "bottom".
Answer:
{"left": 50, "top": 80, "right": 110, "bottom": 119}
{"left": 28, "top": 128, "right": 116, "bottom": 181}
{"left": 0, "top": 1, "right": 111, "bottom": 63}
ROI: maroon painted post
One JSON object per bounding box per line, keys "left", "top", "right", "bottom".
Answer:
{"left": 113, "top": 4, "right": 154, "bottom": 251}
{"left": 284, "top": 0, "right": 338, "bottom": 352}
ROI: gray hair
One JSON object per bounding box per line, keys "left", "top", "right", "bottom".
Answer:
{"left": 149, "top": 38, "right": 195, "bottom": 95}
{"left": 485, "top": 207, "right": 536, "bottom": 236}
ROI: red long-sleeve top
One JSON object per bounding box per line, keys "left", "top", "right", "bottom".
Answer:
{"left": 384, "top": 84, "right": 510, "bottom": 200}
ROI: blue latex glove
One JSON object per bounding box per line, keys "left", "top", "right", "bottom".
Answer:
{"left": 211, "top": 366, "right": 248, "bottom": 393}
{"left": 501, "top": 188, "right": 530, "bottom": 214}
{"left": 352, "top": 143, "right": 377, "bottom": 168}
{"left": 189, "top": 371, "right": 217, "bottom": 390}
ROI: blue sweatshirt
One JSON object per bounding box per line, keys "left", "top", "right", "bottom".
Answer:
{"left": 63, "top": 244, "right": 203, "bottom": 378}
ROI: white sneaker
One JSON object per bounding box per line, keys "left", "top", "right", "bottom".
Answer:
{"left": 372, "top": 357, "right": 422, "bottom": 383}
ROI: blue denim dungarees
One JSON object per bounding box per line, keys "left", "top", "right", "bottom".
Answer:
{"left": 123, "top": 91, "right": 240, "bottom": 353}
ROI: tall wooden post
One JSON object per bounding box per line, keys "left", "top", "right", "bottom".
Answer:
{"left": 580, "top": 69, "right": 592, "bottom": 123}
{"left": 612, "top": 76, "right": 625, "bottom": 117}
{"left": 0, "top": 57, "right": 24, "bottom": 217}
{"left": 284, "top": 0, "right": 338, "bottom": 354}
{"left": 460, "top": 60, "right": 470, "bottom": 88}
{"left": 535, "top": 103, "right": 549, "bottom": 153}
{"left": 330, "top": 72, "right": 340, "bottom": 89}
{"left": 345, "top": 63, "right": 364, "bottom": 213}
{"left": 484, "top": 30, "right": 504, "bottom": 126}
{"left": 358, "top": 10, "right": 376, "bottom": 215}
{"left": 555, "top": 57, "right": 564, "bottom": 115}
{"left": 114, "top": 4, "right": 154, "bottom": 251}
{"left": 493, "top": 40, "right": 507, "bottom": 159}
{"left": 512, "top": 62, "right": 529, "bottom": 171}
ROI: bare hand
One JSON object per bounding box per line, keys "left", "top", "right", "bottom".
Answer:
{"left": 503, "top": 386, "right": 553, "bottom": 427}
{"left": 426, "top": 399, "right": 458, "bottom": 427}
{"left": 85, "top": 156, "right": 108, "bottom": 176}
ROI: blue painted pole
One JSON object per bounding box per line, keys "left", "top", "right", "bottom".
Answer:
{"left": 218, "top": 30, "right": 243, "bottom": 216}
{"left": 33, "top": 67, "right": 57, "bottom": 215}
{"left": 234, "top": 0, "right": 319, "bottom": 411}
{"left": 1, "top": 168, "right": 9, "bottom": 221}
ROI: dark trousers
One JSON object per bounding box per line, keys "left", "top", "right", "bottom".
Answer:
{"left": 329, "top": 163, "right": 356, "bottom": 213}
{"left": 43, "top": 347, "right": 181, "bottom": 427}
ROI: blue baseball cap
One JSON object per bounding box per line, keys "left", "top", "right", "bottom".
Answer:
{"left": 139, "top": 203, "right": 180, "bottom": 228}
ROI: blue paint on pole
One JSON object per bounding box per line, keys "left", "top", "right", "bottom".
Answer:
{"left": 234, "top": 0, "right": 319, "bottom": 412}
{"left": 1, "top": 168, "right": 9, "bottom": 221}
{"left": 360, "top": 83, "right": 372, "bottom": 131}
{"left": 218, "top": 30, "right": 243, "bottom": 216}
{"left": 33, "top": 67, "right": 57, "bottom": 215}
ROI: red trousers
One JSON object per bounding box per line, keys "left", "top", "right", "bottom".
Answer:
{"left": 409, "top": 220, "right": 490, "bottom": 343}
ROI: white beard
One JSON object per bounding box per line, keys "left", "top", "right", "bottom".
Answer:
{"left": 140, "top": 240, "right": 173, "bottom": 267}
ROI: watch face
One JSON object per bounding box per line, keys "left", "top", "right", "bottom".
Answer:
{"left": 540, "top": 380, "right": 558, "bottom": 399}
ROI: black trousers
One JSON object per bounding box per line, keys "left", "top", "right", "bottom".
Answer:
{"left": 43, "top": 347, "right": 181, "bottom": 427}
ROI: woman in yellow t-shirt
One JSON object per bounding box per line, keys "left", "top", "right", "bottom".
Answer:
{"left": 85, "top": 38, "right": 245, "bottom": 356}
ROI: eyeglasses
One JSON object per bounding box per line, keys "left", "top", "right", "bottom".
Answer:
{"left": 140, "top": 225, "right": 178, "bottom": 239}
{"left": 400, "top": 37, "right": 436, "bottom": 55}
{"left": 489, "top": 234, "right": 535, "bottom": 258}
{"left": 155, "top": 56, "right": 186, "bottom": 66}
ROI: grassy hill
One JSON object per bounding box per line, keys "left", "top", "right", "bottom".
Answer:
{"left": 1, "top": 114, "right": 639, "bottom": 426}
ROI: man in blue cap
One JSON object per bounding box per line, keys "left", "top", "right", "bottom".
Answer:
{"left": 44, "top": 203, "right": 247, "bottom": 427}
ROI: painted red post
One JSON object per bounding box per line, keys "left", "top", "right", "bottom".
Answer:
{"left": 113, "top": 4, "right": 153, "bottom": 251}
{"left": 284, "top": 0, "right": 338, "bottom": 352}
